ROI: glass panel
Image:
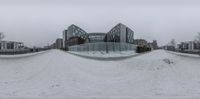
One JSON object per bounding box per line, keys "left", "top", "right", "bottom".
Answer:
{"left": 68, "top": 42, "right": 136, "bottom": 53}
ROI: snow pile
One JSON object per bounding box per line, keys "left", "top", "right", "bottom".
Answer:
{"left": 0, "top": 49, "right": 200, "bottom": 98}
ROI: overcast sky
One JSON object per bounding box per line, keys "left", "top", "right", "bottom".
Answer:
{"left": 0, "top": 0, "right": 200, "bottom": 47}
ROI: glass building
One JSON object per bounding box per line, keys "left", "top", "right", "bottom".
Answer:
{"left": 106, "top": 23, "right": 134, "bottom": 43}
{"left": 88, "top": 33, "right": 106, "bottom": 43}
{"left": 67, "top": 24, "right": 88, "bottom": 40}
{"left": 63, "top": 23, "right": 135, "bottom": 52}
{"left": 63, "top": 24, "right": 88, "bottom": 48}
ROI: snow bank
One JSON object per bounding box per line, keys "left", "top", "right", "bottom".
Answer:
{"left": 0, "top": 50, "right": 49, "bottom": 59}
{"left": 0, "top": 49, "right": 200, "bottom": 98}
{"left": 166, "top": 51, "right": 200, "bottom": 58}
{"left": 68, "top": 51, "right": 137, "bottom": 58}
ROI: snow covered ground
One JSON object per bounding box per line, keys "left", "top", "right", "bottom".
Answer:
{"left": 0, "top": 49, "right": 200, "bottom": 99}
{"left": 68, "top": 51, "right": 137, "bottom": 58}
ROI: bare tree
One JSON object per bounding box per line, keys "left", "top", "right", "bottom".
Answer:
{"left": 0, "top": 32, "right": 5, "bottom": 41}
{"left": 196, "top": 32, "right": 200, "bottom": 55}
{"left": 170, "top": 38, "right": 176, "bottom": 47}
{"left": 196, "top": 32, "right": 200, "bottom": 42}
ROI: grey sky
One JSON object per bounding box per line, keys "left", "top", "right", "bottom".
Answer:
{"left": 0, "top": 0, "right": 200, "bottom": 47}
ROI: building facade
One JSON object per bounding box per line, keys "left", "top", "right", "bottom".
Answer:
{"left": 67, "top": 24, "right": 88, "bottom": 40}
{"left": 164, "top": 45, "right": 175, "bottom": 51}
{"left": 133, "top": 39, "right": 148, "bottom": 47}
{"left": 152, "top": 40, "right": 158, "bottom": 49}
{"left": 63, "top": 30, "right": 68, "bottom": 48}
{"left": 88, "top": 33, "right": 106, "bottom": 43}
{"left": 62, "top": 23, "right": 135, "bottom": 50}
{"left": 55, "top": 38, "right": 63, "bottom": 49}
{"left": 106, "top": 23, "right": 134, "bottom": 43}
{"left": 63, "top": 24, "right": 89, "bottom": 48}
{"left": 177, "top": 41, "right": 200, "bottom": 52}
{"left": 66, "top": 37, "right": 85, "bottom": 46}
{"left": 0, "top": 41, "right": 24, "bottom": 51}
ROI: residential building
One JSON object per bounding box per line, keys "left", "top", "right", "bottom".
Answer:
{"left": 177, "top": 41, "right": 200, "bottom": 52}
{"left": 0, "top": 41, "right": 24, "bottom": 51}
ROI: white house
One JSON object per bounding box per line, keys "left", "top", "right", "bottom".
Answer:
{"left": 0, "top": 41, "right": 24, "bottom": 51}
{"left": 177, "top": 41, "right": 200, "bottom": 52}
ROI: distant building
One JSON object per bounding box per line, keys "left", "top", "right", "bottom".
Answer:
{"left": 55, "top": 38, "right": 63, "bottom": 49}
{"left": 0, "top": 41, "right": 24, "bottom": 51}
{"left": 63, "top": 30, "right": 68, "bottom": 48}
{"left": 163, "top": 45, "right": 175, "bottom": 51}
{"left": 193, "top": 41, "right": 200, "bottom": 51}
{"left": 133, "top": 39, "right": 148, "bottom": 47}
{"left": 152, "top": 40, "right": 158, "bottom": 49}
{"left": 49, "top": 43, "right": 56, "bottom": 49}
{"left": 147, "top": 40, "right": 158, "bottom": 50}
{"left": 148, "top": 42, "right": 154, "bottom": 49}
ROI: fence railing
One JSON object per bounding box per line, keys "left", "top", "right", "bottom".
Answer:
{"left": 0, "top": 48, "right": 50, "bottom": 55}
{"left": 68, "top": 42, "right": 137, "bottom": 52}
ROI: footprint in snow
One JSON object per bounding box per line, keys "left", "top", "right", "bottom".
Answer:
{"left": 163, "top": 58, "right": 174, "bottom": 64}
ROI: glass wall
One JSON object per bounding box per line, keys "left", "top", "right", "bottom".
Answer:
{"left": 67, "top": 24, "right": 88, "bottom": 40}
{"left": 68, "top": 42, "right": 136, "bottom": 52}
{"left": 106, "top": 23, "right": 134, "bottom": 43}
{"left": 88, "top": 33, "right": 106, "bottom": 43}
